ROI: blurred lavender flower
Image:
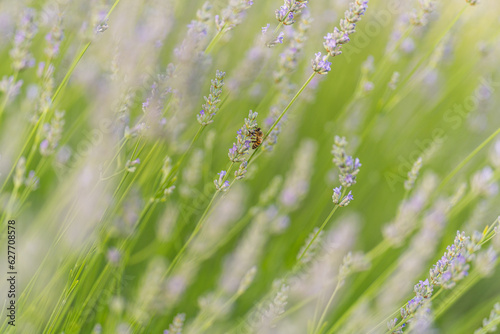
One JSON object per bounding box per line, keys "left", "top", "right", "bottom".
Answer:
{"left": 10, "top": 8, "right": 38, "bottom": 71}
{"left": 124, "top": 122, "right": 147, "bottom": 139}
{"left": 253, "top": 283, "right": 290, "bottom": 330}
{"left": 405, "top": 157, "right": 423, "bottom": 191}
{"left": 215, "top": 0, "right": 254, "bottom": 33}
{"left": 376, "top": 198, "right": 448, "bottom": 314}
{"left": 182, "top": 2, "right": 212, "bottom": 47}
{"left": 274, "top": 14, "right": 311, "bottom": 82}
{"left": 297, "top": 228, "right": 324, "bottom": 266}
{"left": 237, "top": 266, "right": 257, "bottom": 295}
{"left": 214, "top": 170, "right": 230, "bottom": 192}
{"left": 166, "top": 313, "right": 186, "bottom": 334}
{"left": 389, "top": 71, "right": 401, "bottom": 90}
{"left": 489, "top": 139, "right": 500, "bottom": 169}
{"left": 474, "top": 247, "right": 498, "bottom": 277}
{"left": 262, "top": 24, "right": 270, "bottom": 34}
{"left": 219, "top": 208, "right": 274, "bottom": 294}
{"left": 45, "top": 13, "right": 64, "bottom": 58}
{"left": 34, "top": 62, "right": 55, "bottom": 120}
{"left": 266, "top": 31, "right": 285, "bottom": 47}
{"left": 0, "top": 76, "right": 23, "bottom": 101}
{"left": 279, "top": 139, "right": 317, "bottom": 209}
{"left": 197, "top": 70, "right": 226, "bottom": 125}
{"left": 235, "top": 161, "right": 248, "bottom": 180}
{"left": 401, "top": 38, "right": 416, "bottom": 54}
{"left": 156, "top": 157, "right": 177, "bottom": 201}
{"left": 13, "top": 157, "right": 26, "bottom": 189}
{"left": 95, "top": 19, "right": 109, "bottom": 33}
{"left": 290, "top": 218, "right": 359, "bottom": 306}
{"left": 383, "top": 173, "right": 437, "bottom": 247}
{"left": 106, "top": 247, "right": 121, "bottom": 265}
{"left": 409, "top": 300, "right": 436, "bottom": 334}
{"left": 180, "top": 149, "right": 204, "bottom": 198}
{"left": 387, "top": 318, "right": 404, "bottom": 334}
{"left": 337, "top": 251, "right": 370, "bottom": 287}
{"left": 25, "top": 170, "right": 39, "bottom": 190}
{"left": 40, "top": 110, "right": 65, "bottom": 156}
{"left": 410, "top": 0, "right": 436, "bottom": 27}
{"left": 385, "top": 13, "right": 410, "bottom": 61}
{"left": 331, "top": 136, "right": 361, "bottom": 187}
{"left": 125, "top": 158, "right": 140, "bottom": 173}
{"left": 471, "top": 167, "right": 498, "bottom": 197}
{"left": 475, "top": 303, "right": 500, "bottom": 334}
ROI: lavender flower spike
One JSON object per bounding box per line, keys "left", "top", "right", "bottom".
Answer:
{"left": 311, "top": 0, "right": 369, "bottom": 73}
{"left": 332, "top": 186, "right": 342, "bottom": 204}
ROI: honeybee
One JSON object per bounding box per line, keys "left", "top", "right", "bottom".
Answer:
{"left": 250, "top": 127, "right": 263, "bottom": 149}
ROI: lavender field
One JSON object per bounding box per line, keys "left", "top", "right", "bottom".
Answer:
{"left": 1, "top": 0, "right": 500, "bottom": 333}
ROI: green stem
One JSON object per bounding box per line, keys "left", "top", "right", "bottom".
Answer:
{"left": 0, "top": 71, "right": 19, "bottom": 122}
{"left": 205, "top": 27, "right": 225, "bottom": 54}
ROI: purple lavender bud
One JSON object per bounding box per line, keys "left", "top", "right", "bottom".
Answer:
{"left": 214, "top": 170, "right": 230, "bottom": 191}
{"left": 277, "top": 32, "right": 284, "bottom": 44}
{"left": 25, "top": 170, "right": 39, "bottom": 190}
{"left": 40, "top": 139, "right": 49, "bottom": 155}
{"left": 228, "top": 144, "right": 238, "bottom": 161}
{"left": 332, "top": 186, "right": 342, "bottom": 204}
{"left": 354, "top": 157, "right": 362, "bottom": 169}
{"left": 235, "top": 161, "right": 248, "bottom": 180}
{"left": 107, "top": 247, "right": 121, "bottom": 265}
{"left": 342, "top": 173, "right": 354, "bottom": 186}
{"left": 339, "top": 191, "right": 353, "bottom": 207}
{"left": 266, "top": 31, "right": 285, "bottom": 47}
{"left": 125, "top": 158, "right": 141, "bottom": 172}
